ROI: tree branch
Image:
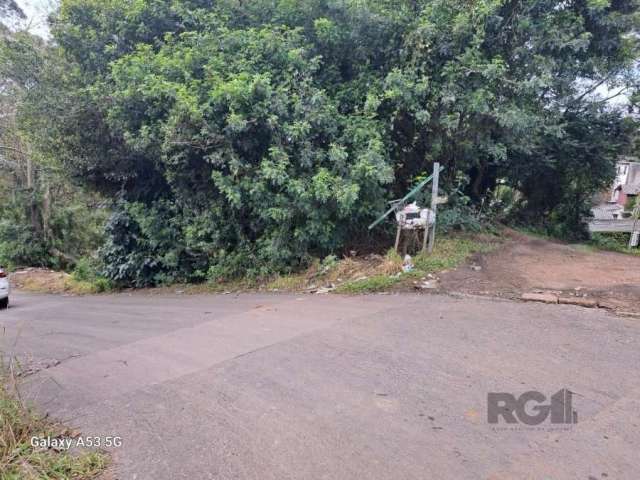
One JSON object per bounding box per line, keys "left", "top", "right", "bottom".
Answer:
{"left": 0, "top": 144, "right": 26, "bottom": 154}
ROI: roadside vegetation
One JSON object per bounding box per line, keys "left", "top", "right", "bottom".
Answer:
{"left": 334, "top": 236, "right": 497, "bottom": 293}
{"left": 1, "top": 0, "right": 639, "bottom": 290}
{"left": 586, "top": 233, "right": 640, "bottom": 257}
{"left": 11, "top": 269, "right": 112, "bottom": 295}
{"left": 0, "top": 361, "right": 108, "bottom": 479}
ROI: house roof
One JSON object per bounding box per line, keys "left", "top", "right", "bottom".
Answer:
{"left": 623, "top": 183, "right": 640, "bottom": 195}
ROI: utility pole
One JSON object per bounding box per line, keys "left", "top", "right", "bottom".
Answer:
{"left": 427, "top": 162, "right": 440, "bottom": 253}
{"left": 630, "top": 202, "right": 640, "bottom": 248}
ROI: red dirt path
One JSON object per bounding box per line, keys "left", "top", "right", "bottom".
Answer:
{"left": 438, "top": 230, "right": 640, "bottom": 314}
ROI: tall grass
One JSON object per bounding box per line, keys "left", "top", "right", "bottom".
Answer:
{"left": 0, "top": 355, "right": 108, "bottom": 479}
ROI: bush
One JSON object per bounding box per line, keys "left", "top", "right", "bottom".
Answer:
{"left": 319, "top": 254, "right": 339, "bottom": 275}
{"left": 436, "top": 204, "right": 487, "bottom": 234}
{"left": 100, "top": 202, "right": 202, "bottom": 287}
{"left": 413, "top": 237, "right": 495, "bottom": 273}
{"left": 71, "top": 257, "right": 97, "bottom": 282}
{"left": 0, "top": 220, "right": 51, "bottom": 269}
{"left": 589, "top": 233, "right": 639, "bottom": 255}
{"left": 92, "top": 277, "right": 112, "bottom": 292}
{"left": 71, "top": 256, "right": 113, "bottom": 292}
{"left": 206, "top": 248, "right": 267, "bottom": 284}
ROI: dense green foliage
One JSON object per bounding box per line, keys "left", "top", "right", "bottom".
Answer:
{"left": 0, "top": 32, "right": 107, "bottom": 270}
{"left": 2, "top": 0, "right": 639, "bottom": 284}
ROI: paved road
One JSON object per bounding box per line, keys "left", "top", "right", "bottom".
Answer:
{"left": 1, "top": 292, "right": 639, "bottom": 480}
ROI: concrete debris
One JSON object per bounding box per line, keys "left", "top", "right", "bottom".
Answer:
{"left": 597, "top": 301, "right": 616, "bottom": 310}
{"left": 316, "top": 285, "right": 336, "bottom": 294}
{"left": 402, "top": 254, "right": 414, "bottom": 273}
{"left": 416, "top": 280, "right": 439, "bottom": 290}
{"left": 521, "top": 292, "right": 559, "bottom": 304}
{"left": 315, "top": 288, "right": 332, "bottom": 294}
{"left": 522, "top": 292, "right": 600, "bottom": 308}
{"left": 559, "top": 297, "right": 598, "bottom": 308}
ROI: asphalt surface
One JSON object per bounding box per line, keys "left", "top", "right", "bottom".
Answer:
{"left": 1, "top": 291, "right": 639, "bottom": 480}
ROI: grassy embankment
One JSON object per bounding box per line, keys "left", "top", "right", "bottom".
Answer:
{"left": 263, "top": 234, "right": 499, "bottom": 294}
{"left": 586, "top": 232, "right": 640, "bottom": 256}
{"left": 12, "top": 234, "right": 500, "bottom": 296}
{"left": 0, "top": 360, "right": 108, "bottom": 479}
{"left": 332, "top": 236, "right": 497, "bottom": 294}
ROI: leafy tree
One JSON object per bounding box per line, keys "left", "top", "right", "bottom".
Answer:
{"left": 0, "top": 30, "right": 107, "bottom": 269}
{"left": 6, "top": 0, "right": 639, "bottom": 283}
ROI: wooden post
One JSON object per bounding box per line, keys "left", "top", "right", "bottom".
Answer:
{"left": 421, "top": 226, "right": 428, "bottom": 253}
{"left": 630, "top": 204, "right": 640, "bottom": 249}
{"left": 427, "top": 162, "right": 440, "bottom": 253}
{"left": 394, "top": 225, "right": 402, "bottom": 252}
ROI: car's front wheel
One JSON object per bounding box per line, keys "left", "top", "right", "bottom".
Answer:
{"left": 0, "top": 298, "right": 8, "bottom": 309}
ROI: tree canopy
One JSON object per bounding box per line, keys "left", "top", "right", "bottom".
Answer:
{"left": 2, "top": 0, "right": 639, "bottom": 285}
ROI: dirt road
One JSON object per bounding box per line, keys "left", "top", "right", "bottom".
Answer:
{"left": 1, "top": 292, "right": 639, "bottom": 479}
{"left": 439, "top": 231, "right": 640, "bottom": 313}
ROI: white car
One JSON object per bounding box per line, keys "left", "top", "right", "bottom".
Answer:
{"left": 0, "top": 266, "right": 9, "bottom": 309}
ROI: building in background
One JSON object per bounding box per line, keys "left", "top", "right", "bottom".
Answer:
{"left": 611, "top": 157, "right": 640, "bottom": 207}
{"left": 592, "top": 157, "right": 640, "bottom": 220}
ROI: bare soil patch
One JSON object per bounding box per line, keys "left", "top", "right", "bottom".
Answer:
{"left": 10, "top": 268, "right": 74, "bottom": 293}
{"left": 438, "top": 229, "right": 640, "bottom": 314}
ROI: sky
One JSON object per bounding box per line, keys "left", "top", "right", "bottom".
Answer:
{"left": 4, "top": 0, "right": 632, "bottom": 108}
{"left": 13, "top": 0, "right": 53, "bottom": 37}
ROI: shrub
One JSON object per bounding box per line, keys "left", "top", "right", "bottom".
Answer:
{"left": 589, "top": 233, "right": 640, "bottom": 255}
{"left": 436, "top": 204, "right": 486, "bottom": 234}
{"left": 71, "top": 257, "right": 97, "bottom": 282}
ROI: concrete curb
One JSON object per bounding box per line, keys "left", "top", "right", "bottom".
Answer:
{"left": 521, "top": 292, "right": 599, "bottom": 308}
{"left": 521, "top": 293, "right": 559, "bottom": 304}
{"left": 558, "top": 296, "right": 598, "bottom": 308}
